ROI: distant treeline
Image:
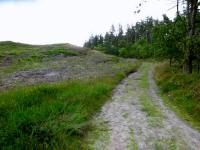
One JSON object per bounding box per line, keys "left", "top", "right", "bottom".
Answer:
{"left": 84, "top": 2, "right": 200, "bottom": 73}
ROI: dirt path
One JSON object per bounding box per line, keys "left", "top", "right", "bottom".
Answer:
{"left": 87, "top": 62, "right": 200, "bottom": 150}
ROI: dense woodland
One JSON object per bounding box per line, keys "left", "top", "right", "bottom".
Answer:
{"left": 84, "top": 0, "right": 200, "bottom": 73}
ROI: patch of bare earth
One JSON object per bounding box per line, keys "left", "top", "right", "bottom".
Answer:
{"left": 0, "top": 51, "right": 135, "bottom": 90}
{"left": 88, "top": 63, "right": 200, "bottom": 150}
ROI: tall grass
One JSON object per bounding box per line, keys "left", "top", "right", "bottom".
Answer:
{"left": 0, "top": 61, "right": 139, "bottom": 149}
{"left": 154, "top": 63, "right": 200, "bottom": 130}
{"left": 0, "top": 80, "right": 109, "bottom": 149}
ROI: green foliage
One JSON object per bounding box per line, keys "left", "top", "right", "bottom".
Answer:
{"left": 152, "top": 15, "right": 185, "bottom": 62}
{"left": 132, "top": 40, "right": 153, "bottom": 58}
{"left": 84, "top": 13, "right": 200, "bottom": 72}
{"left": 83, "top": 17, "right": 159, "bottom": 59}
{"left": 118, "top": 40, "right": 153, "bottom": 58}
{"left": 119, "top": 48, "right": 129, "bottom": 57}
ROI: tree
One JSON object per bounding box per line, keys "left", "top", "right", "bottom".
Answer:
{"left": 126, "top": 25, "right": 136, "bottom": 44}
{"left": 184, "top": 0, "right": 199, "bottom": 73}
{"left": 117, "top": 24, "right": 126, "bottom": 48}
{"left": 84, "top": 1, "right": 200, "bottom": 70}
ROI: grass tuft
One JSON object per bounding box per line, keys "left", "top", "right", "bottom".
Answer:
{"left": 128, "top": 128, "right": 138, "bottom": 150}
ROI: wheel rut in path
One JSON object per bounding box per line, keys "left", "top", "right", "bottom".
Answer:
{"left": 88, "top": 62, "right": 200, "bottom": 150}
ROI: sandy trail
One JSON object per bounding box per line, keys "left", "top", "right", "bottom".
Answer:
{"left": 88, "top": 62, "right": 200, "bottom": 150}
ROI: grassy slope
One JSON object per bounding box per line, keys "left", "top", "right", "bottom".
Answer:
{"left": 0, "top": 41, "right": 83, "bottom": 73}
{"left": 0, "top": 41, "right": 140, "bottom": 149}
{"left": 154, "top": 63, "right": 200, "bottom": 131}
{"left": 0, "top": 41, "right": 137, "bottom": 90}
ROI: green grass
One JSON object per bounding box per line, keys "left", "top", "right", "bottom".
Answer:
{"left": 123, "top": 112, "right": 129, "bottom": 119}
{"left": 0, "top": 41, "right": 140, "bottom": 149}
{"left": 154, "top": 137, "right": 178, "bottom": 150}
{"left": 139, "top": 93, "right": 162, "bottom": 118}
{"left": 139, "top": 62, "right": 151, "bottom": 89}
{"left": 0, "top": 78, "right": 116, "bottom": 149}
{"left": 138, "top": 62, "right": 163, "bottom": 127}
{"left": 154, "top": 63, "right": 200, "bottom": 131}
{"left": 139, "top": 93, "right": 163, "bottom": 127}
{"left": 86, "top": 118, "right": 110, "bottom": 150}
{"left": 0, "top": 41, "right": 84, "bottom": 73}
{"left": 0, "top": 62, "right": 140, "bottom": 149}
{"left": 43, "top": 49, "right": 79, "bottom": 57}
{"left": 128, "top": 128, "right": 138, "bottom": 150}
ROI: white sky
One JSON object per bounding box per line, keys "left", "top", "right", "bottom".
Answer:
{"left": 0, "top": 0, "right": 178, "bottom": 46}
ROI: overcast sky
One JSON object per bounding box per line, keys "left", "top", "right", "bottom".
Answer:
{"left": 0, "top": 0, "right": 178, "bottom": 46}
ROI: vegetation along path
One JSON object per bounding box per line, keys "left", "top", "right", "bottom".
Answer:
{"left": 88, "top": 62, "right": 200, "bottom": 150}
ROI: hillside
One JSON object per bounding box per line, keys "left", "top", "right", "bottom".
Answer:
{"left": 0, "top": 41, "right": 136, "bottom": 90}
{"left": 0, "top": 41, "right": 139, "bottom": 149}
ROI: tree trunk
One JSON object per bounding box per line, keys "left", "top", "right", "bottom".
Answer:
{"left": 185, "top": 0, "right": 198, "bottom": 73}
{"left": 177, "top": 0, "right": 180, "bottom": 16}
